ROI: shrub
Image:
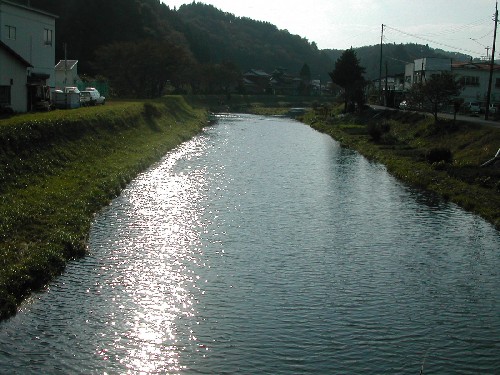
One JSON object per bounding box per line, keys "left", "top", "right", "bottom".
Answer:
{"left": 425, "top": 147, "right": 453, "bottom": 164}
{"left": 368, "top": 121, "right": 390, "bottom": 142}
{"left": 143, "top": 102, "right": 162, "bottom": 119}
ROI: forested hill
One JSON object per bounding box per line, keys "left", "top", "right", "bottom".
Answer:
{"left": 25, "top": 0, "right": 188, "bottom": 74}
{"left": 25, "top": 0, "right": 332, "bottom": 79}
{"left": 325, "top": 43, "right": 473, "bottom": 80}
{"left": 18, "top": 0, "right": 474, "bottom": 92}
{"left": 176, "top": 3, "right": 333, "bottom": 78}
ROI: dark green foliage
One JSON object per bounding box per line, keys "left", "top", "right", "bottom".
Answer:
{"left": 94, "top": 39, "right": 193, "bottom": 98}
{"left": 368, "top": 121, "right": 391, "bottom": 142}
{"left": 21, "top": 0, "right": 478, "bottom": 97}
{"left": 425, "top": 147, "right": 453, "bottom": 164}
{"left": 143, "top": 102, "right": 162, "bottom": 119}
{"left": 329, "top": 49, "right": 366, "bottom": 112}
{"left": 26, "top": 0, "right": 332, "bottom": 83}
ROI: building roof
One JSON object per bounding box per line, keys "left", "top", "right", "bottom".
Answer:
{"left": 244, "top": 69, "right": 270, "bottom": 78}
{"left": 55, "top": 60, "right": 78, "bottom": 71}
{"left": 0, "top": 40, "right": 33, "bottom": 67}
{"left": 452, "top": 61, "right": 500, "bottom": 71}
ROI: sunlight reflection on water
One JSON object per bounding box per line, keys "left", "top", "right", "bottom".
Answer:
{"left": 0, "top": 115, "right": 499, "bottom": 374}
{"left": 87, "top": 135, "right": 211, "bottom": 373}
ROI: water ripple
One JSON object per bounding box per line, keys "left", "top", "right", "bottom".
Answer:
{"left": 0, "top": 115, "right": 499, "bottom": 374}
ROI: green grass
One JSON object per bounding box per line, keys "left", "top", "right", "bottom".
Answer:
{"left": 304, "top": 106, "right": 500, "bottom": 229}
{"left": 0, "top": 96, "right": 207, "bottom": 319}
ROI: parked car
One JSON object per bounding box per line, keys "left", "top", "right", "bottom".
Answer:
{"left": 64, "top": 86, "right": 80, "bottom": 94}
{"left": 80, "top": 89, "right": 105, "bottom": 106}
{"left": 467, "top": 102, "right": 480, "bottom": 115}
{"left": 489, "top": 104, "right": 497, "bottom": 114}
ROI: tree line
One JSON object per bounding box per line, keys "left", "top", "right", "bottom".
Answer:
{"left": 18, "top": 0, "right": 471, "bottom": 100}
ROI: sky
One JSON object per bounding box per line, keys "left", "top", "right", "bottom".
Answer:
{"left": 162, "top": 0, "right": 498, "bottom": 59}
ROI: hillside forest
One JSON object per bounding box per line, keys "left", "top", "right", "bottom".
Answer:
{"left": 21, "top": 0, "right": 474, "bottom": 98}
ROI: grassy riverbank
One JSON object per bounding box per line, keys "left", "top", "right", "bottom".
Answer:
{"left": 0, "top": 96, "right": 207, "bottom": 320}
{"left": 303, "top": 106, "right": 500, "bottom": 229}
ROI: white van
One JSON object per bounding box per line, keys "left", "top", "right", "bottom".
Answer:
{"left": 80, "top": 89, "right": 105, "bottom": 106}
{"left": 467, "top": 102, "right": 480, "bottom": 115}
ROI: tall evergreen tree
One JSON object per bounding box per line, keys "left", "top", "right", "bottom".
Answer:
{"left": 329, "top": 48, "right": 366, "bottom": 111}
{"left": 299, "top": 63, "right": 311, "bottom": 95}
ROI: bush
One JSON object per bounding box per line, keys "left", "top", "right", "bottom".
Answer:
{"left": 143, "top": 102, "right": 162, "bottom": 119}
{"left": 425, "top": 147, "right": 452, "bottom": 164}
{"left": 368, "top": 121, "right": 390, "bottom": 142}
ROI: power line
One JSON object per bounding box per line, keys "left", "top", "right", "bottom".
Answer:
{"left": 417, "top": 17, "right": 490, "bottom": 38}
{"left": 385, "top": 24, "right": 483, "bottom": 56}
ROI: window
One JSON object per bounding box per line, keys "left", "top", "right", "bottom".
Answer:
{"left": 461, "top": 76, "right": 479, "bottom": 86}
{"left": 496, "top": 78, "right": 500, "bottom": 88}
{"left": 5, "top": 25, "right": 16, "bottom": 40}
{"left": 0, "top": 86, "right": 11, "bottom": 105}
{"left": 43, "top": 28, "right": 53, "bottom": 46}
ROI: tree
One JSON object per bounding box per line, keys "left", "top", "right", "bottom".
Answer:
{"left": 408, "top": 71, "right": 462, "bottom": 122}
{"left": 299, "top": 63, "right": 311, "bottom": 95}
{"left": 94, "top": 39, "right": 193, "bottom": 98}
{"left": 328, "top": 48, "right": 366, "bottom": 112}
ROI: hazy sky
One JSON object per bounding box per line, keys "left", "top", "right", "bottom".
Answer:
{"left": 162, "top": 0, "right": 497, "bottom": 58}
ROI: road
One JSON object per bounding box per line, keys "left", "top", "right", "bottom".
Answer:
{"left": 370, "top": 105, "right": 500, "bottom": 129}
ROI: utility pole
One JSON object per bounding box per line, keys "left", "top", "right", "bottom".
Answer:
{"left": 64, "top": 43, "right": 68, "bottom": 86}
{"left": 379, "top": 24, "right": 384, "bottom": 105}
{"left": 486, "top": 1, "right": 498, "bottom": 120}
{"left": 385, "top": 61, "right": 389, "bottom": 106}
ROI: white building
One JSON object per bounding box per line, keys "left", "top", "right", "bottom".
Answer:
{"left": 404, "top": 58, "right": 452, "bottom": 88}
{"left": 55, "top": 59, "right": 81, "bottom": 89}
{"left": 0, "top": 0, "right": 57, "bottom": 112}
{"left": 452, "top": 61, "right": 500, "bottom": 105}
{"left": 404, "top": 57, "right": 500, "bottom": 106}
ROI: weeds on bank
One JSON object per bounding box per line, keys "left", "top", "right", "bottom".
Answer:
{"left": 0, "top": 97, "right": 206, "bottom": 319}
{"left": 305, "top": 107, "right": 500, "bottom": 229}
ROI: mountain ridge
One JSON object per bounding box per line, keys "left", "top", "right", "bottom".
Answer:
{"left": 19, "top": 0, "right": 477, "bottom": 82}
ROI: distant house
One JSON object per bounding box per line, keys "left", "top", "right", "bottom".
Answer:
{"left": 55, "top": 59, "right": 81, "bottom": 89}
{"left": 270, "top": 68, "right": 300, "bottom": 95}
{"left": 0, "top": 0, "right": 57, "bottom": 112}
{"left": 243, "top": 69, "right": 271, "bottom": 94}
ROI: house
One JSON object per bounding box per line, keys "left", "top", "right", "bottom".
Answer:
{"left": 269, "top": 68, "right": 301, "bottom": 95}
{"left": 0, "top": 40, "right": 32, "bottom": 112}
{"left": 0, "top": 0, "right": 57, "bottom": 112}
{"left": 55, "top": 59, "right": 81, "bottom": 90}
{"left": 405, "top": 58, "right": 452, "bottom": 87}
{"left": 452, "top": 61, "right": 500, "bottom": 105}
{"left": 404, "top": 57, "right": 500, "bottom": 108}
{"left": 243, "top": 69, "right": 271, "bottom": 94}
{"left": 365, "top": 73, "right": 405, "bottom": 107}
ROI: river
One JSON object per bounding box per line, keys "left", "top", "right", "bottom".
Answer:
{"left": 0, "top": 114, "right": 499, "bottom": 374}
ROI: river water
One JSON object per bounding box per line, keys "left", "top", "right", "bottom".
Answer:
{"left": 0, "top": 114, "right": 499, "bottom": 374}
